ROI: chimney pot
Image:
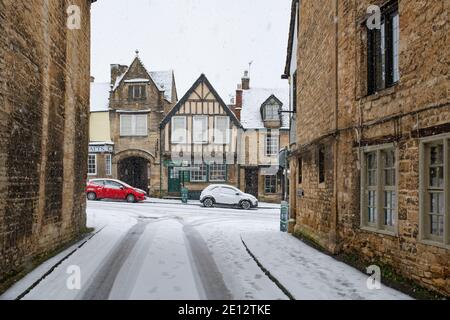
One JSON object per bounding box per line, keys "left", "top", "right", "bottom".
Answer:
{"left": 241, "top": 72, "right": 250, "bottom": 90}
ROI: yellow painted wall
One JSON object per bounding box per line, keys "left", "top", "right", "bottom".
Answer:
{"left": 89, "top": 111, "right": 111, "bottom": 142}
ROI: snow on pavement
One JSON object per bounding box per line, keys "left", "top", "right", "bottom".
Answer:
{"left": 241, "top": 231, "right": 412, "bottom": 300}
{"left": 0, "top": 200, "right": 411, "bottom": 300}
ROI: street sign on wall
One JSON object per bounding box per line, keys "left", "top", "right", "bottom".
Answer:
{"left": 88, "top": 144, "right": 114, "bottom": 153}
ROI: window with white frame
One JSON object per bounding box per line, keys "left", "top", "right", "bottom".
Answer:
{"left": 209, "top": 163, "right": 226, "bottom": 181}
{"left": 265, "top": 131, "right": 279, "bottom": 156}
{"left": 88, "top": 154, "right": 97, "bottom": 176}
{"left": 420, "top": 135, "right": 450, "bottom": 245}
{"left": 193, "top": 116, "right": 208, "bottom": 144}
{"left": 214, "top": 116, "right": 230, "bottom": 144}
{"left": 264, "top": 175, "right": 277, "bottom": 193}
{"left": 105, "top": 154, "right": 112, "bottom": 176}
{"left": 361, "top": 145, "right": 397, "bottom": 232}
{"left": 191, "top": 164, "right": 207, "bottom": 182}
{"left": 264, "top": 104, "right": 280, "bottom": 121}
{"left": 120, "top": 114, "right": 148, "bottom": 136}
{"left": 171, "top": 116, "right": 187, "bottom": 143}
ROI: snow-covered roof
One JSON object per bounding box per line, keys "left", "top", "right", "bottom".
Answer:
{"left": 111, "top": 69, "right": 174, "bottom": 103}
{"left": 112, "top": 71, "right": 127, "bottom": 91}
{"left": 124, "top": 78, "right": 150, "bottom": 83}
{"left": 150, "top": 70, "right": 174, "bottom": 102}
{"left": 241, "top": 87, "right": 290, "bottom": 129}
{"left": 90, "top": 82, "right": 111, "bottom": 112}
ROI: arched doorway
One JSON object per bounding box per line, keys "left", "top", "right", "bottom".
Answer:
{"left": 118, "top": 157, "right": 149, "bottom": 193}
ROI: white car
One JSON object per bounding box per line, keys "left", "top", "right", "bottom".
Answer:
{"left": 199, "top": 184, "right": 258, "bottom": 210}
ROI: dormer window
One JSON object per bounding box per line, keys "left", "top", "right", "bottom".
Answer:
{"left": 264, "top": 104, "right": 280, "bottom": 121}
{"left": 260, "top": 95, "right": 283, "bottom": 128}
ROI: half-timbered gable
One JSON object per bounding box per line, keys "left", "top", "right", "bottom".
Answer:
{"left": 160, "top": 74, "right": 241, "bottom": 198}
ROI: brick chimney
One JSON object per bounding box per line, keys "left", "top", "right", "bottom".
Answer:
{"left": 110, "top": 64, "right": 128, "bottom": 85}
{"left": 235, "top": 84, "right": 243, "bottom": 120}
{"left": 241, "top": 70, "right": 250, "bottom": 90}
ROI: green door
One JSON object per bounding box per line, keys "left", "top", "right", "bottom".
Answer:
{"left": 168, "top": 167, "right": 181, "bottom": 193}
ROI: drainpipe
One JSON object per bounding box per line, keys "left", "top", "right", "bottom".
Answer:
{"left": 331, "top": 0, "right": 340, "bottom": 254}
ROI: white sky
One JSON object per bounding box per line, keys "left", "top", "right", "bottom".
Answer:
{"left": 90, "top": 0, "right": 291, "bottom": 101}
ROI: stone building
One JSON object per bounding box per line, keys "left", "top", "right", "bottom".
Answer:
{"left": 283, "top": 0, "right": 299, "bottom": 232}
{"left": 160, "top": 74, "right": 242, "bottom": 199}
{"left": 0, "top": 0, "right": 94, "bottom": 285}
{"left": 88, "top": 52, "right": 177, "bottom": 196}
{"left": 285, "top": 0, "right": 449, "bottom": 296}
{"left": 234, "top": 72, "right": 290, "bottom": 203}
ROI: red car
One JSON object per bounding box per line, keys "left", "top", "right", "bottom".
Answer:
{"left": 86, "top": 179, "right": 147, "bottom": 203}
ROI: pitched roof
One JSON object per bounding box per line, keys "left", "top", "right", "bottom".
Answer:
{"left": 160, "top": 74, "right": 242, "bottom": 129}
{"left": 283, "top": 0, "right": 299, "bottom": 78}
{"left": 241, "top": 87, "right": 290, "bottom": 130}
{"left": 90, "top": 82, "right": 110, "bottom": 112}
{"left": 150, "top": 70, "right": 175, "bottom": 102}
{"left": 111, "top": 55, "right": 176, "bottom": 103}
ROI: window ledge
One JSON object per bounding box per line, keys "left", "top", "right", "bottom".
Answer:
{"left": 360, "top": 83, "right": 399, "bottom": 103}
{"left": 419, "top": 239, "right": 450, "bottom": 250}
{"left": 120, "top": 135, "right": 149, "bottom": 138}
{"left": 360, "top": 226, "right": 397, "bottom": 237}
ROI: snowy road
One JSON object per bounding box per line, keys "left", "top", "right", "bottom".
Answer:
{"left": 1, "top": 200, "right": 411, "bottom": 300}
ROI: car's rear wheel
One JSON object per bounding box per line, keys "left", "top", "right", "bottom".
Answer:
{"left": 126, "top": 194, "right": 136, "bottom": 203}
{"left": 203, "top": 197, "right": 214, "bottom": 208}
{"left": 240, "top": 200, "right": 251, "bottom": 210}
{"left": 87, "top": 192, "right": 97, "bottom": 201}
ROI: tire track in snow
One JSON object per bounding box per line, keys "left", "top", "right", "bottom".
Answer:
{"left": 80, "top": 221, "right": 149, "bottom": 300}
{"left": 177, "top": 218, "right": 232, "bottom": 300}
